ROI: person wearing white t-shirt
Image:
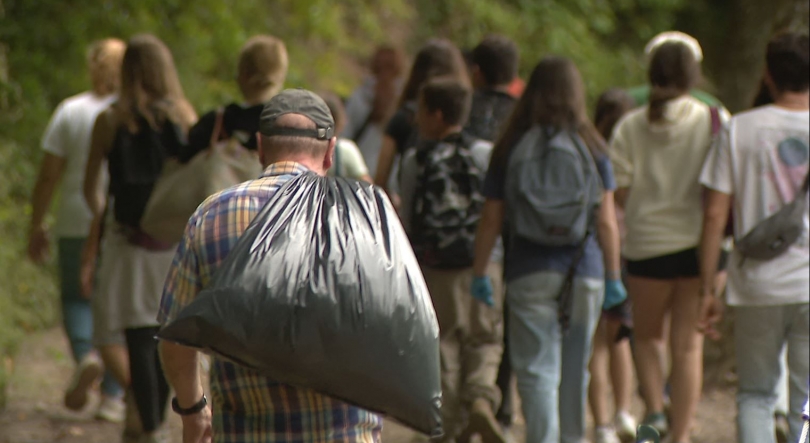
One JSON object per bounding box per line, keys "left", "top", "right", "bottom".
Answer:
{"left": 699, "top": 32, "right": 809, "bottom": 443}
{"left": 27, "top": 39, "right": 127, "bottom": 422}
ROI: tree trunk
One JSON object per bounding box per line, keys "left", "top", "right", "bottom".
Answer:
{"left": 701, "top": 0, "right": 802, "bottom": 112}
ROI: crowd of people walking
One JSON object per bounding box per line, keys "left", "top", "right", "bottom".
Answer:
{"left": 26, "top": 24, "right": 809, "bottom": 443}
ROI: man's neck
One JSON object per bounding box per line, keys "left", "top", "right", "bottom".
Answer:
{"left": 773, "top": 90, "right": 810, "bottom": 111}
{"left": 262, "top": 156, "right": 324, "bottom": 175}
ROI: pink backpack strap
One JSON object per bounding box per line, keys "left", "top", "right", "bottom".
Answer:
{"left": 709, "top": 106, "right": 721, "bottom": 136}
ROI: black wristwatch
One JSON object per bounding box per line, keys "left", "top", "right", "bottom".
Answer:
{"left": 171, "top": 394, "right": 207, "bottom": 416}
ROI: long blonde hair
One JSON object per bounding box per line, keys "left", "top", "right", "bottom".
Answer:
{"left": 87, "top": 38, "right": 126, "bottom": 96}
{"left": 116, "top": 34, "right": 195, "bottom": 132}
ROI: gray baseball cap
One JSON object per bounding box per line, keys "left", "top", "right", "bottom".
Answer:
{"left": 259, "top": 89, "right": 335, "bottom": 140}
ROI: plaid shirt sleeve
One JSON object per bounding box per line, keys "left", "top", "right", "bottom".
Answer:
{"left": 158, "top": 209, "right": 204, "bottom": 325}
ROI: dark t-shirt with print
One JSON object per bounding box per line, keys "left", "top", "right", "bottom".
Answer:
{"left": 464, "top": 89, "right": 517, "bottom": 142}
{"left": 483, "top": 134, "right": 617, "bottom": 282}
{"left": 180, "top": 103, "right": 264, "bottom": 163}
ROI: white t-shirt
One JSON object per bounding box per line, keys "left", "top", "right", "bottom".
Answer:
{"left": 610, "top": 95, "right": 729, "bottom": 260}
{"left": 329, "top": 138, "right": 370, "bottom": 181}
{"left": 41, "top": 92, "right": 115, "bottom": 238}
{"left": 700, "top": 105, "right": 809, "bottom": 306}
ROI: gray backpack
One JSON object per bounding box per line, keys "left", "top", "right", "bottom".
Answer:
{"left": 505, "top": 126, "right": 603, "bottom": 246}
{"left": 735, "top": 171, "right": 809, "bottom": 261}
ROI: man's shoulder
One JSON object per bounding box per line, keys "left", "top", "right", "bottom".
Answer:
{"left": 193, "top": 176, "right": 280, "bottom": 222}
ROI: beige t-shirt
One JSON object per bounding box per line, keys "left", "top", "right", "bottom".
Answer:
{"left": 610, "top": 95, "right": 729, "bottom": 260}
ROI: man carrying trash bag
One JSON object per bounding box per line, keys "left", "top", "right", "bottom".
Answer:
{"left": 157, "top": 89, "right": 442, "bottom": 443}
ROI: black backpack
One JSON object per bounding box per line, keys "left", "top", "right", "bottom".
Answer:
{"left": 410, "top": 133, "right": 486, "bottom": 269}
{"left": 107, "top": 113, "right": 184, "bottom": 229}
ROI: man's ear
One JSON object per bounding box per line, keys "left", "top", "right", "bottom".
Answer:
{"left": 323, "top": 137, "right": 336, "bottom": 171}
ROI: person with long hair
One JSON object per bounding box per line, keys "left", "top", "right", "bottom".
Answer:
{"left": 588, "top": 88, "right": 638, "bottom": 443}
{"left": 472, "top": 57, "right": 624, "bottom": 443}
{"left": 27, "top": 38, "right": 127, "bottom": 422}
{"left": 609, "top": 41, "right": 728, "bottom": 443}
{"left": 373, "top": 38, "right": 470, "bottom": 196}
{"left": 81, "top": 34, "right": 196, "bottom": 443}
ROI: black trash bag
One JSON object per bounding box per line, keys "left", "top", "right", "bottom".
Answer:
{"left": 157, "top": 172, "right": 443, "bottom": 436}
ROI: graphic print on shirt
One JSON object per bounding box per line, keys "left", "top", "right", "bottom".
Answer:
{"left": 770, "top": 136, "right": 810, "bottom": 206}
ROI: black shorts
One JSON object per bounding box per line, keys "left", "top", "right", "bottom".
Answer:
{"left": 625, "top": 247, "right": 729, "bottom": 280}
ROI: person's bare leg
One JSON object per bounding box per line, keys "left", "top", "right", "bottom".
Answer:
{"left": 589, "top": 317, "right": 612, "bottom": 427}
{"left": 606, "top": 319, "right": 635, "bottom": 414}
{"left": 99, "top": 343, "right": 130, "bottom": 387}
{"left": 627, "top": 276, "right": 674, "bottom": 418}
{"left": 668, "top": 277, "right": 704, "bottom": 443}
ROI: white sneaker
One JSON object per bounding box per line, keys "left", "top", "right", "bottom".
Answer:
{"left": 95, "top": 394, "right": 126, "bottom": 423}
{"left": 64, "top": 353, "right": 103, "bottom": 411}
{"left": 615, "top": 410, "right": 638, "bottom": 441}
{"left": 595, "top": 426, "right": 622, "bottom": 443}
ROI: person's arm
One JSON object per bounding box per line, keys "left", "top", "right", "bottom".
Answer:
{"left": 27, "top": 153, "right": 66, "bottom": 263}
{"left": 596, "top": 190, "right": 622, "bottom": 278}
{"left": 80, "top": 110, "right": 115, "bottom": 298}
{"left": 696, "top": 123, "right": 734, "bottom": 339}
{"left": 374, "top": 134, "right": 398, "bottom": 190}
{"left": 697, "top": 188, "right": 731, "bottom": 339}
{"left": 159, "top": 341, "right": 212, "bottom": 443}
{"left": 158, "top": 216, "right": 211, "bottom": 442}
{"left": 473, "top": 199, "right": 505, "bottom": 277}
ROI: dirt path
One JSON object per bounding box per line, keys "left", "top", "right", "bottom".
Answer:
{"left": 0, "top": 328, "right": 737, "bottom": 442}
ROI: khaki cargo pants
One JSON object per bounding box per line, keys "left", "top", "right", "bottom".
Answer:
{"left": 421, "top": 263, "right": 504, "bottom": 441}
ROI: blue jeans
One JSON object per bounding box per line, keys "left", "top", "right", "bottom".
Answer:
{"left": 507, "top": 271, "right": 603, "bottom": 443}
{"left": 735, "top": 303, "right": 809, "bottom": 443}
{"left": 59, "top": 238, "right": 122, "bottom": 398}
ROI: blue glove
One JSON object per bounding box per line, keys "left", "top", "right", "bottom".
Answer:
{"left": 603, "top": 278, "right": 627, "bottom": 310}
{"left": 471, "top": 276, "right": 494, "bottom": 307}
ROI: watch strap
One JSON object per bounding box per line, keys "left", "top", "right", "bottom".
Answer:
{"left": 171, "top": 394, "right": 207, "bottom": 416}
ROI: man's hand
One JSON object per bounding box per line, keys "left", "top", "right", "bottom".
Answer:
{"left": 181, "top": 406, "right": 213, "bottom": 443}
{"left": 471, "top": 275, "right": 494, "bottom": 307}
{"left": 27, "top": 226, "right": 51, "bottom": 264}
{"left": 697, "top": 293, "right": 724, "bottom": 340}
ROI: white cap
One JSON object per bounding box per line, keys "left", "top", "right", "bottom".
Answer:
{"left": 645, "top": 31, "right": 703, "bottom": 62}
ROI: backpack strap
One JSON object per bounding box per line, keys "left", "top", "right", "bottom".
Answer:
{"left": 210, "top": 107, "right": 226, "bottom": 147}
{"left": 709, "top": 106, "right": 721, "bottom": 136}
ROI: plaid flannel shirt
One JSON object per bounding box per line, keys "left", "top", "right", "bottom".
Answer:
{"left": 159, "top": 162, "right": 383, "bottom": 443}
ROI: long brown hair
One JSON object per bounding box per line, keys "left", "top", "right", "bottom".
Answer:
{"left": 647, "top": 41, "right": 701, "bottom": 122}
{"left": 397, "top": 38, "right": 470, "bottom": 108}
{"left": 594, "top": 88, "right": 634, "bottom": 140}
{"left": 490, "top": 56, "right": 606, "bottom": 170}
{"left": 116, "top": 34, "right": 195, "bottom": 132}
